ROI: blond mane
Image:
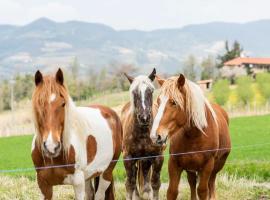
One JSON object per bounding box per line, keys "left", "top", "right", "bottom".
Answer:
{"left": 160, "top": 76, "right": 217, "bottom": 132}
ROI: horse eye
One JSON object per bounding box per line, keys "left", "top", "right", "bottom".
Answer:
{"left": 171, "top": 101, "right": 177, "bottom": 106}
{"left": 62, "top": 102, "right": 66, "bottom": 107}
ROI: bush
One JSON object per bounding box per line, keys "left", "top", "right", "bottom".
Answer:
{"left": 236, "top": 76, "right": 253, "bottom": 105}
{"left": 256, "top": 73, "right": 270, "bottom": 101}
{"left": 212, "top": 79, "right": 230, "bottom": 105}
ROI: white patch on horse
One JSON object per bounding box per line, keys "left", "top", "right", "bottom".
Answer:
{"left": 64, "top": 170, "right": 85, "bottom": 200}
{"left": 140, "top": 84, "right": 148, "bottom": 110}
{"left": 49, "top": 93, "right": 56, "bottom": 103}
{"left": 95, "top": 176, "right": 111, "bottom": 200}
{"left": 45, "top": 131, "right": 56, "bottom": 153}
{"left": 150, "top": 95, "right": 168, "bottom": 139}
{"left": 62, "top": 100, "right": 114, "bottom": 179}
{"left": 129, "top": 75, "right": 154, "bottom": 111}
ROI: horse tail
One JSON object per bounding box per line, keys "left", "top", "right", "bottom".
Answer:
{"left": 137, "top": 161, "right": 152, "bottom": 195}
{"left": 137, "top": 160, "right": 144, "bottom": 194}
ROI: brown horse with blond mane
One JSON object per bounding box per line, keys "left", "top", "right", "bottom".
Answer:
{"left": 150, "top": 74, "right": 231, "bottom": 200}
{"left": 31, "top": 69, "right": 122, "bottom": 200}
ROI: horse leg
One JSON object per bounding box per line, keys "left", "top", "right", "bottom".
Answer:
{"left": 95, "top": 159, "right": 117, "bottom": 200}
{"left": 167, "top": 157, "right": 183, "bottom": 200}
{"left": 124, "top": 158, "right": 140, "bottom": 200}
{"left": 208, "top": 173, "right": 217, "bottom": 200}
{"left": 197, "top": 158, "right": 214, "bottom": 200}
{"left": 85, "top": 179, "right": 95, "bottom": 200}
{"left": 71, "top": 170, "right": 86, "bottom": 200}
{"left": 187, "top": 171, "right": 197, "bottom": 200}
{"left": 37, "top": 174, "right": 53, "bottom": 200}
{"left": 140, "top": 159, "right": 153, "bottom": 200}
{"left": 94, "top": 174, "right": 112, "bottom": 200}
{"left": 151, "top": 156, "right": 164, "bottom": 200}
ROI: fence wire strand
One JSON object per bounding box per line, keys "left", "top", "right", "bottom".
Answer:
{"left": 0, "top": 142, "right": 270, "bottom": 173}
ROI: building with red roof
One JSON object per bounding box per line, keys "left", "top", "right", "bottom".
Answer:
{"left": 222, "top": 57, "right": 270, "bottom": 79}
{"left": 224, "top": 57, "right": 270, "bottom": 73}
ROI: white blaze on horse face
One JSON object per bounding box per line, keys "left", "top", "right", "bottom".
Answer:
{"left": 49, "top": 93, "right": 56, "bottom": 103}
{"left": 150, "top": 95, "right": 169, "bottom": 140}
{"left": 45, "top": 131, "right": 57, "bottom": 153}
{"left": 140, "top": 84, "right": 148, "bottom": 110}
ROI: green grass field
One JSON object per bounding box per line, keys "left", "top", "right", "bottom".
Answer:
{"left": 0, "top": 114, "right": 270, "bottom": 183}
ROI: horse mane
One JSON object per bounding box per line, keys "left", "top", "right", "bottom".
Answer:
{"left": 160, "top": 76, "right": 217, "bottom": 132}
{"left": 32, "top": 75, "right": 89, "bottom": 159}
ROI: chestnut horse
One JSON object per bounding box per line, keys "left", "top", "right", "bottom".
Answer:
{"left": 150, "top": 74, "right": 231, "bottom": 200}
{"left": 31, "top": 69, "right": 122, "bottom": 200}
{"left": 121, "top": 68, "right": 164, "bottom": 200}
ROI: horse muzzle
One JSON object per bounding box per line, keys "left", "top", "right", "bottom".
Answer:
{"left": 156, "top": 134, "right": 168, "bottom": 146}
{"left": 150, "top": 133, "right": 168, "bottom": 147}
{"left": 42, "top": 141, "right": 62, "bottom": 158}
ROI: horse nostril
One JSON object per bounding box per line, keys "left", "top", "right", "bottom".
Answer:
{"left": 157, "top": 135, "right": 161, "bottom": 141}
{"left": 43, "top": 142, "right": 47, "bottom": 150}
{"left": 54, "top": 143, "right": 61, "bottom": 152}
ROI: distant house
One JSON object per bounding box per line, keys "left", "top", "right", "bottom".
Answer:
{"left": 222, "top": 57, "right": 270, "bottom": 78}
{"left": 197, "top": 79, "right": 213, "bottom": 91}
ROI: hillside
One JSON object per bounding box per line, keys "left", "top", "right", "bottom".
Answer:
{"left": 1, "top": 18, "right": 270, "bottom": 79}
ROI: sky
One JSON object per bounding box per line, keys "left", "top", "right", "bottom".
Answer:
{"left": 1, "top": 0, "right": 270, "bottom": 30}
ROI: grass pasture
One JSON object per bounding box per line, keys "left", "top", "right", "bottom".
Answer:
{"left": 0, "top": 115, "right": 270, "bottom": 199}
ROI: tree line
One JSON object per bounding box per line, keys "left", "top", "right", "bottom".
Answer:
{"left": 0, "top": 40, "right": 251, "bottom": 112}
{"left": 0, "top": 58, "right": 138, "bottom": 111}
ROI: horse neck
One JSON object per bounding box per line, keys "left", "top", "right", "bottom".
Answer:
{"left": 130, "top": 109, "right": 152, "bottom": 138}
{"left": 63, "top": 98, "right": 88, "bottom": 152}
{"left": 183, "top": 104, "right": 216, "bottom": 136}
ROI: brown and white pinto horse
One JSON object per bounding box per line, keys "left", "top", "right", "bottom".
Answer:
{"left": 31, "top": 69, "right": 122, "bottom": 200}
{"left": 150, "top": 74, "right": 231, "bottom": 200}
{"left": 121, "top": 68, "right": 164, "bottom": 200}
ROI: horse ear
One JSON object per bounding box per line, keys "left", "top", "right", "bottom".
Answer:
{"left": 35, "top": 70, "right": 43, "bottom": 86}
{"left": 177, "top": 74, "right": 185, "bottom": 88}
{"left": 124, "top": 73, "right": 134, "bottom": 84}
{"left": 155, "top": 75, "right": 165, "bottom": 86}
{"left": 148, "top": 68, "right": 156, "bottom": 81}
{"left": 56, "top": 68, "right": 64, "bottom": 85}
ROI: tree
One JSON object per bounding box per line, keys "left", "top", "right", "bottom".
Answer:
{"left": 217, "top": 40, "right": 243, "bottom": 68}
{"left": 201, "top": 55, "right": 217, "bottom": 80}
{"left": 0, "top": 80, "right": 11, "bottom": 110}
{"left": 13, "top": 74, "right": 34, "bottom": 101}
{"left": 110, "top": 64, "right": 138, "bottom": 91}
{"left": 212, "top": 79, "right": 230, "bottom": 105}
{"left": 236, "top": 76, "right": 253, "bottom": 105}
{"left": 68, "top": 57, "right": 80, "bottom": 100}
{"left": 70, "top": 57, "right": 80, "bottom": 81}
{"left": 183, "top": 55, "right": 198, "bottom": 81}
{"left": 256, "top": 73, "right": 270, "bottom": 101}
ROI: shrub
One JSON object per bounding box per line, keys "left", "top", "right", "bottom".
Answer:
{"left": 256, "top": 73, "right": 270, "bottom": 101}
{"left": 212, "top": 79, "right": 230, "bottom": 105}
{"left": 236, "top": 76, "right": 253, "bottom": 105}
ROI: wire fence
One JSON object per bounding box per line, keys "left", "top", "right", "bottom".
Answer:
{"left": 1, "top": 142, "right": 269, "bottom": 174}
